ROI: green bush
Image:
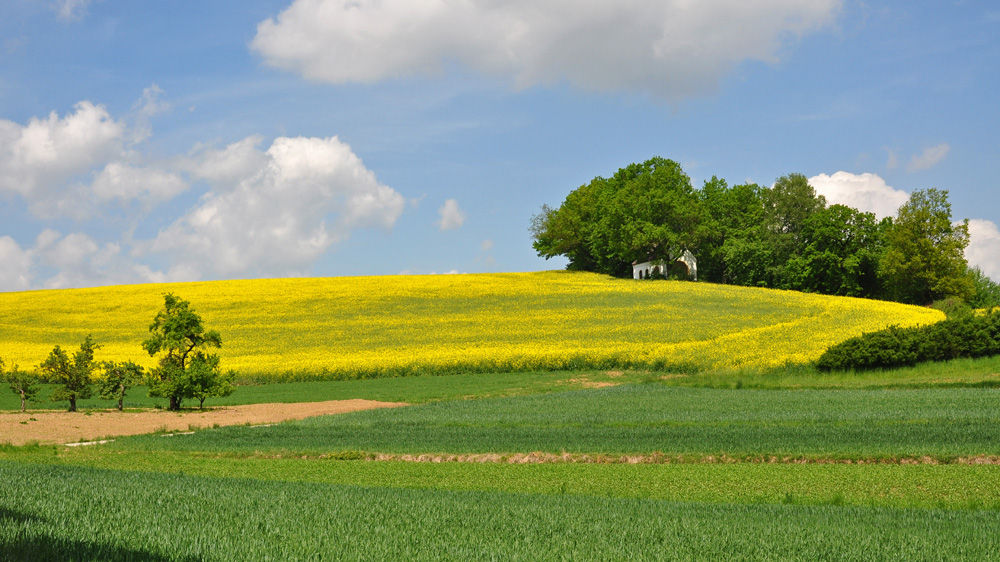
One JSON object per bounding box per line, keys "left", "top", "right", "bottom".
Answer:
{"left": 817, "top": 310, "right": 1000, "bottom": 371}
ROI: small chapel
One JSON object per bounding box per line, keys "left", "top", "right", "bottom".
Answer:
{"left": 632, "top": 250, "right": 697, "bottom": 281}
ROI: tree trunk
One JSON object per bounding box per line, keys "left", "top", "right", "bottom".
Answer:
{"left": 169, "top": 395, "right": 181, "bottom": 411}
{"left": 19, "top": 390, "right": 26, "bottom": 413}
{"left": 199, "top": 396, "right": 205, "bottom": 409}
{"left": 68, "top": 397, "right": 77, "bottom": 413}
{"left": 118, "top": 397, "right": 123, "bottom": 411}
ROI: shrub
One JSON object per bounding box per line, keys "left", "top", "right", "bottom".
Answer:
{"left": 817, "top": 309, "right": 1000, "bottom": 372}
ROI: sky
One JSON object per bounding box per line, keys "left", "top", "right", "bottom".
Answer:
{"left": 0, "top": 0, "right": 997, "bottom": 291}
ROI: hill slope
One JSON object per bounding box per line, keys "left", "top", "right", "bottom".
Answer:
{"left": 0, "top": 271, "right": 942, "bottom": 380}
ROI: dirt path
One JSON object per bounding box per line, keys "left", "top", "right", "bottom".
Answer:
{"left": 0, "top": 400, "right": 406, "bottom": 446}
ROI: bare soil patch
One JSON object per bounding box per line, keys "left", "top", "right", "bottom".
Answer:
{"left": 0, "top": 400, "right": 406, "bottom": 446}
{"left": 558, "top": 376, "right": 619, "bottom": 389}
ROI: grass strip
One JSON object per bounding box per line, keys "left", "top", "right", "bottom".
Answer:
{"left": 5, "top": 447, "right": 1000, "bottom": 511}
{"left": 664, "top": 355, "right": 1000, "bottom": 390}
{"left": 0, "top": 370, "right": 650, "bottom": 411}
{"left": 113, "top": 385, "right": 1000, "bottom": 458}
{"left": 2, "top": 460, "right": 1000, "bottom": 561}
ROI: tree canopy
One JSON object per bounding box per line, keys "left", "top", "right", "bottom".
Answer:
{"left": 143, "top": 293, "right": 226, "bottom": 411}
{"left": 532, "top": 157, "right": 705, "bottom": 277}
{"left": 880, "top": 188, "right": 973, "bottom": 304}
{"left": 38, "top": 335, "right": 99, "bottom": 412}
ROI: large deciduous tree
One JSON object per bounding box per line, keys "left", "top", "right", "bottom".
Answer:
{"left": 763, "top": 173, "right": 827, "bottom": 288}
{"left": 39, "top": 335, "right": 99, "bottom": 412}
{"left": 697, "top": 178, "right": 767, "bottom": 284}
{"left": 143, "top": 293, "right": 224, "bottom": 411}
{"left": 880, "top": 188, "right": 974, "bottom": 305}
{"left": 531, "top": 157, "right": 704, "bottom": 277}
{"left": 785, "top": 204, "right": 890, "bottom": 298}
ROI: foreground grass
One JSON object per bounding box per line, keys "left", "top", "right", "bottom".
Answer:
{"left": 114, "top": 385, "right": 1000, "bottom": 458}
{"left": 4, "top": 446, "right": 1000, "bottom": 511}
{"left": 2, "top": 461, "right": 999, "bottom": 561}
{"left": 0, "top": 271, "right": 941, "bottom": 380}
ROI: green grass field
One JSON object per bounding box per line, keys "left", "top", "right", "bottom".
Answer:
{"left": 5, "top": 445, "right": 999, "bottom": 511}
{"left": 3, "top": 461, "right": 1000, "bottom": 561}
{"left": 111, "top": 384, "right": 1000, "bottom": 458}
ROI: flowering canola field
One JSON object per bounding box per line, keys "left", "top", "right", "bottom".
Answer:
{"left": 0, "top": 271, "right": 942, "bottom": 380}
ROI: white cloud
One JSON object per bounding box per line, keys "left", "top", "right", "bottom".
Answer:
{"left": 808, "top": 171, "right": 909, "bottom": 219}
{"left": 480, "top": 239, "right": 494, "bottom": 252}
{"left": 0, "top": 236, "right": 33, "bottom": 292}
{"left": 0, "top": 101, "right": 124, "bottom": 201}
{"left": 437, "top": 199, "right": 465, "bottom": 230}
{"left": 907, "top": 143, "right": 950, "bottom": 172}
{"left": 182, "top": 135, "right": 270, "bottom": 189}
{"left": 252, "top": 0, "right": 840, "bottom": 100}
{"left": 147, "top": 136, "right": 405, "bottom": 278}
{"left": 0, "top": 91, "right": 194, "bottom": 220}
{"left": 133, "top": 84, "right": 169, "bottom": 118}
{"left": 967, "top": 219, "right": 1000, "bottom": 282}
{"left": 90, "top": 162, "right": 188, "bottom": 206}
{"left": 33, "top": 230, "right": 125, "bottom": 289}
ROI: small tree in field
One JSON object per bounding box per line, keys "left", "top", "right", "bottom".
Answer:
{"left": 2, "top": 359, "right": 39, "bottom": 413}
{"left": 39, "top": 335, "right": 100, "bottom": 412}
{"left": 143, "top": 293, "right": 228, "bottom": 411}
{"left": 187, "top": 354, "right": 235, "bottom": 409}
{"left": 99, "top": 361, "right": 144, "bottom": 411}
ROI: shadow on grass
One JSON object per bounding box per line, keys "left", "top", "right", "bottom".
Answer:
{"left": 0, "top": 506, "right": 45, "bottom": 524}
{"left": 1, "top": 507, "right": 198, "bottom": 562}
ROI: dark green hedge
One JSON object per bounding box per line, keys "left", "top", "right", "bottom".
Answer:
{"left": 816, "top": 310, "right": 1000, "bottom": 371}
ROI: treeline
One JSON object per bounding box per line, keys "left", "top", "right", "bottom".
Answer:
{"left": 1, "top": 293, "right": 233, "bottom": 413}
{"left": 531, "top": 156, "right": 999, "bottom": 307}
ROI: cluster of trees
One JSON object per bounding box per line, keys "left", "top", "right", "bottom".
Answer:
{"left": 531, "top": 156, "right": 998, "bottom": 307}
{"left": 1, "top": 293, "right": 234, "bottom": 413}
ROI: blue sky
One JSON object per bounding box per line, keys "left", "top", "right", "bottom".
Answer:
{"left": 1, "top": 0, "right": 997, "bottom": 290}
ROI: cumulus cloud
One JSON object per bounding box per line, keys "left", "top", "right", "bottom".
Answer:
{"left": 480, "top": 239, "right": 494, "bottom": 252}
{"left": 147, "top": 136, "right": 405, "bottom": 278}
{"left": 90, "top": 162, "right": 188, "bottom": 208}
{"left": 907, "top": 143, "right": 950, "bottom": 172}
{"left": 252, "top": 0, "right": 840, "bottom": 100}
{"left": 967, "top": 219, "right": 1000, "bottom": 282}
{"left": 0, "top": 92, "right": 188, "bottom": 219}
{"left": 30, "top": 229, "right": 128, "bottom": 289}
{"left": 0, "top": 236, "right": 33, "bottom": 292}
{"left": 437, "top": 199, "right": 465, "bottom": 230}
{"left": 808, "top": 171, "right": 910, "bottom": 219}
{"left": 0, "top": 101, "right": 124, "bottom": 200}
{"left": 181, "top": 136, "right": 270, "bottom": 189}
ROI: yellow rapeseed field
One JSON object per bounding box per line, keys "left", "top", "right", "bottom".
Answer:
{"left": 0, "top": 271, "right": 943, "bottom": 380}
